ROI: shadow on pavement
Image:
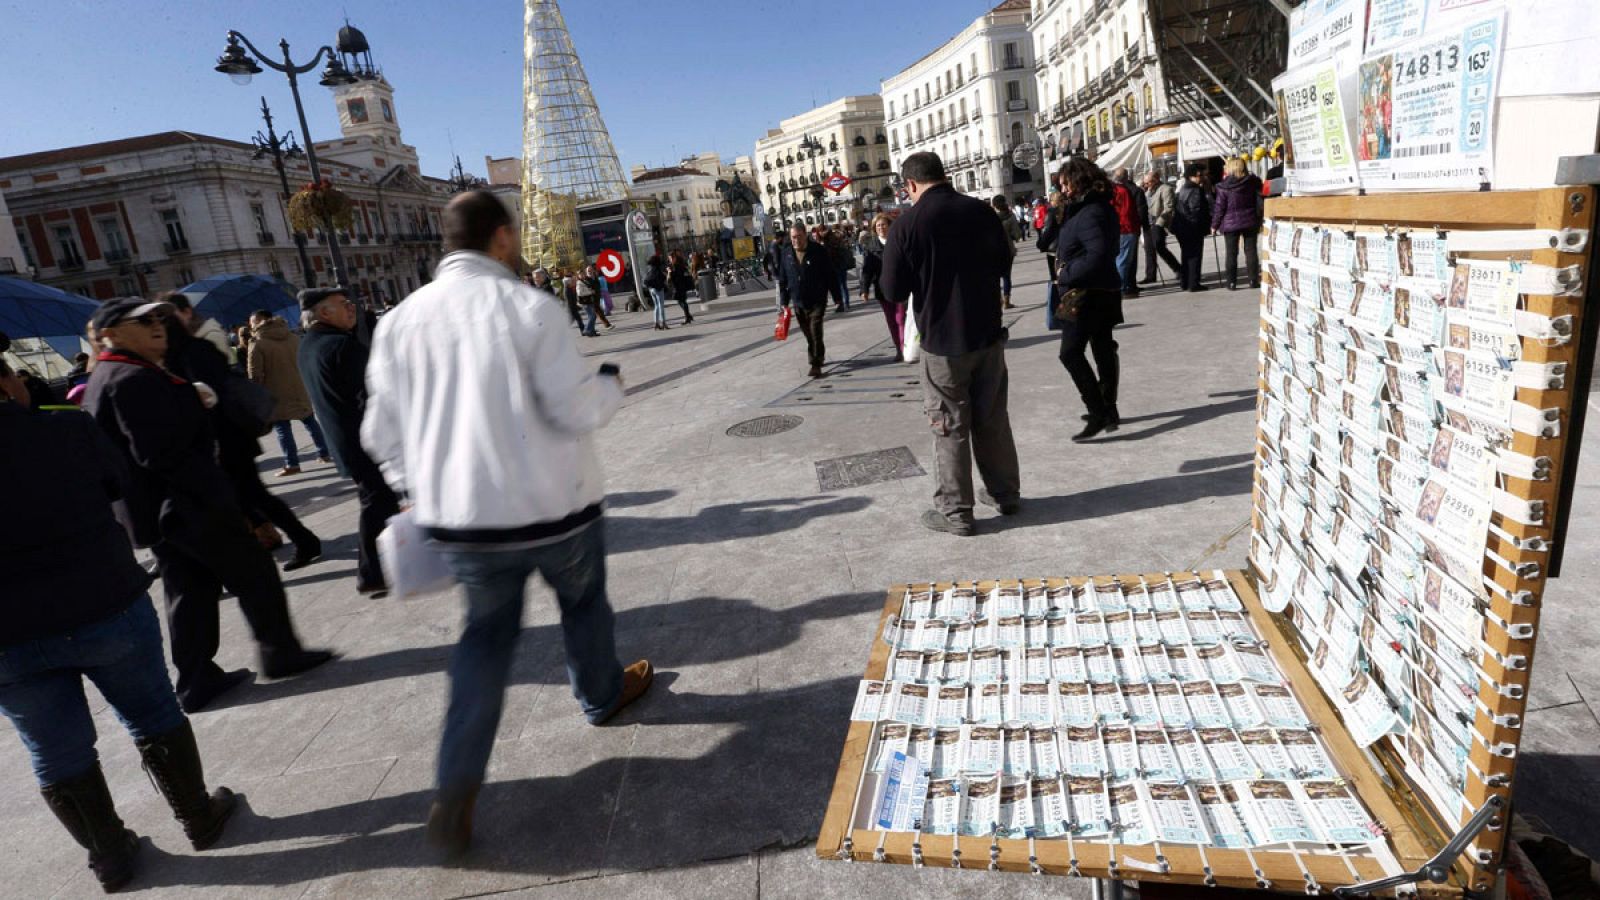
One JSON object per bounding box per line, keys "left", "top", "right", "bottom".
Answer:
{"left": 210, "top": 590, "right": 883, "bottom": 709}
{"left": 606, "top": 495, "right": 872, "bottom": 555}
{"left": 1513, "top": 750, "right": 1600, "bottom": 860}
{"left": 127, "top": 676, "right": 861, "bottom": 889}
{"left": 605, "top": 489, "right": 678, "bottom": 510}
{"left": 997, "top": 465, "right": 1253, "bottom": 532}
{"left": 1089, "top": 394, "right": 1256, "bottom": 443}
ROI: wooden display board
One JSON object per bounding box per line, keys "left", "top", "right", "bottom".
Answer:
{"left": 814, "top": 188, "right": 1595, "bottom": 896}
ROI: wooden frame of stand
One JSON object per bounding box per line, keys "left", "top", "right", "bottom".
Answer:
{"left": 815, "top": 187, "right": 1596, "bottom": 897}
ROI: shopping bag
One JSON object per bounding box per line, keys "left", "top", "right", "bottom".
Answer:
{"left": 601, "top": 291, "right": 613, "bottom": 315}
{"left": 376, "top": 508, "right": 456, "bottom": 600}
{"left": 902, "top": 297, "right": 921, "bottom": 363}
{"left": 775, "top": 306, "right": 793, "bottom": 341}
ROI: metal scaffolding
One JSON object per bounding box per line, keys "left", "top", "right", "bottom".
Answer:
{"left": 521, "top": 0, "right": 628, "bottom": 272}
{"left": 1150, "top": 0, "right": 1289, "bottom": 154}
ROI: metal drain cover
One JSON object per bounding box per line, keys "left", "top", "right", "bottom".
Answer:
{"left": 815, "top": 446, "right": 925, "bottom": 490}
{"left": 726, "top": 414, "right": 804, "bottom": 438}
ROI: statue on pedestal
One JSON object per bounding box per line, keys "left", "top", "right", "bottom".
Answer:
{"left": 715, "top": 173, "right": 759, "bottom": 218}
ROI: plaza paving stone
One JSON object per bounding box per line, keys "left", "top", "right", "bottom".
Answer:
{"left": 3, "top": 245, "right": 1597, "bottom": 897}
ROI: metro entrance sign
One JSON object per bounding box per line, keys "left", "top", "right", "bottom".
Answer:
{"left": 596, "top": 249, "right": 626, "bottom": 283}
{"left": 824, "top": 173, "right": 851, "bottom": 193}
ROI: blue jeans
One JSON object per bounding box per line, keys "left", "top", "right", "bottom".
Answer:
{"left": 1116, "top": 233, "right": 1139, "bottom": 292}
{"left": 650, "top": 287, "right": 668, "bottom": 326}
{"left": 274, "top": 416, "right": 330, "bottom": 468}
{"left": 0, "top": 596, "right": 186, "bottom": 786}
{"left": 435, "top": 519, "right": 623, "bottom": 792}
{"left": 582, "top": 304, "right": 598, "bottom": 336}
{"left": 836, "top": 272, "right": 851, "bottom": 310}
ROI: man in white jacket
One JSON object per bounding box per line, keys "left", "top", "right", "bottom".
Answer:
{"left": 362, "top": 190, "right": 652, "bottom": 857}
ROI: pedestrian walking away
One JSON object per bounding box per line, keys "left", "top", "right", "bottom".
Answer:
{"left": 1054, "top": 157, "right": 1126, "bottom": 442}
{"left": 863, "top": 213, "right": 906, "bottom": 360}
{"left": 643, "top": 254, "right": 670, "bottom": 330}
{"left": 1037, "top": 190, "right": 1068, "bottom": 330}
{"left": 298, "top": 287, "right": 404, "bottom": 597}
{"left": 880, "top": 152, "right": 1022, "bottom": 537}
{"left": 1110, "top": 167, "right": 1145, "bottom": 296}
{"left": 857, "top": 220, "right": 885, "bottom": 305}
{"left": 246, "top": 309, "right": 333, "bottom": 475}
{"left": 1139, "top": 171, "right": 1183, "bottom": 285}
{"left": 576, "top": 264, "right": 612, "bottom": 336}
{"left": 667, "top": 250, "right": 695, "bottom": 324}
{"left": 362, "top": 190, "right": 652, "bottom": 858}
{"left": 1211, "top": 157, "right": 1264, "bottom": 290}
{"left": 82, "top": 298, "right": 333, "bottom": 714}
{"left": 992, "top": 195, "right": 1022, "bottom": 309}
{"left": 0, "top": 360, "right": 239, "bottom": 892}
{"left": 774, "top": 221, "right": 842, "bottom": 378}
{"left": 824, "top": 225, "right": 855, "bottom": 311}
{"left": 1173, "top": 162, "right": 1213, "bottom": 292}
{"left": 164, "top": 298, "right": 324, "bottom": 573}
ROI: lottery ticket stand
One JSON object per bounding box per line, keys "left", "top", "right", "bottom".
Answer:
{"left": 815, "top": 186, "right": 1597, "bottom": 897}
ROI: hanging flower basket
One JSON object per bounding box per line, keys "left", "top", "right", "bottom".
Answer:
{"left": 287, "top": 178, "right": 355, "bottom": 232}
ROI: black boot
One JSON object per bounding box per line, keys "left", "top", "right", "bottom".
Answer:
{"left": 282, "top": 534, "right": 322, "bottom": 572}
{"left": 40, "top": 765, "right": 139, "bottom": 892}
{"left": 137, "top": 721, "right": 238, "bottom": 851}
{"left": 1073, "top": 416, "right": 1109, "bottom": 442}
{"left": 426, "top": 783, "right": 481, "bottom": 858}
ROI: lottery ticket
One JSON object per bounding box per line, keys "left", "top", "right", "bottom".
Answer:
{"left": 970, "top": 647, "right": 1002, "bottom": 684}
{"left": 937, "top": 586, "right": 977, "bottom": 620}
{"left": 1064, "top": 725, "right": 1108, "bottom": 777}
{"left": 1186, "top": 610, "right": 1225, "bottom": 643}
{"left": 964, "top": 725, "right": 1004, "bottom": 775}
{"left": 1335, "top": 671, "right": 1401, "bottom": 747}
{"left": 1198, "top": 643, "right": 1245, "bottom": 683}
{"left": 904, "top": 590, "right": 934, "bottom": 621}
{"left": 1167, "top": 645, "right": 1206, "bottom": 683}
{"left": 1238, "top": 728, "right": 1296, "bottom": 779}
{"left": 1433, "top": 348, "right": 1516, "bottom": 427}
{"left": 1003, "top": 725, "right": 1032, "bottom": 777}
{"left": 960, "top": 775, "right": 1001, "bottom": 837}
{"left": 889, "top": 648, "right": 928, "bottom": 683}
{"left": 1056, "top": 681, "right": 1095, "bottom": 727}
{"left": 907, "top": 726, "right": 934, "bottom": 770}
{"left": 1048, "top": 615, "right": 1076, "bottom": 647}
{"left": 1077, "top": 612, "right": 1110, "bottom": 645}
{"left": 922, "top": 778, "right": 962, "bottom": 835}
{"left": 1169, "top": 727, "right": 1215, "bottom": 781}
{"left": 1278, "top": 728, "right": 1338, "bottom": 779}
{"left": 942, "top": 650, "right": 972, "bottom": 685}
{"left": 1200, "top": 728, "right": 1257, "bottom": 781}
{"left": 1146, "top": 782, "right": 1210, "bottom": 844}
{"left": 872, "top": 723, "right": 912, "bottom": 773}
{"left": 1030, "top": 727, "right": 1062, "bottom": 777}
{"left": 1111, "top": 645, "right": 1144, "bottom": 683}
{"left": 873, "top": 750, "right": 915, "bottom": 829}
{"left": 1132, "top": 612, "right": 1164, "bottom": 647}
{"left": 991, "top": 585, "right": 1024, "bottom": 618}
{"left": 971, "top": 682, "right": 1003, "bottom": 725}
{"left": 1022, "top": 646, "right": 1051, "bottom": 682}
{"left": 1046, "top": 585, "right": 1074, "bottom": 613}
{"left": 1140, "top": 643, "right": 1174, "bottom": 681}
{"left": 994, "top": 615, "right": 1025, "bottom": 649}
{"left": 1445, "top": 260, "right": 1519, "bottom": 334}
{"left": 1158, "top": 610, "right": 1193, "bottom": 646}
{"left": 1084, "top": 644, "right": 1117, "bottom": 683}
{"left": 1106, "top": 610, "right": 1137, "bottom": 645}
{"left": 1183, "top": 681, "right": 1232, "bottom": 728}
{"left": 1204, "top": 576, "right": 1245, "bottom": 612}
{"left": 1219, "top": 681, "right": 1269, "bottom": 729}
{"left": 1252, "top": 683, "right": 1310, "bottom": 729}
{"left": 946, "top": 620, "right": 975, "bottom": 652}
{"left": 1195, "top": 782, "right": 1256, "bottom": 847}
{"left": 1051, "top": 646, "right": 1088, "bottom": 683}
{"left": 1233, "top": 642, "right": 1283, "bottom": 684}
{"left": 1016, "top": 681, "right": 1054, "bottom": 725}
{"left": 1025, "top": 616, "right": 1050, "bottom": 650}
{"left": 1031, "top": 775, "right": 1071, "bottom": 837}
{"left": 1123, "top": 683, "right": 1161, "bottom": 726}
{"left": 934, "top": 684, "right": 968, "bottom": 727}
{"left": 1092, "top": 681, "right": 1127, "bottom": 723}
{"left": 1148, "top": 581, "right": 1179, "bottom": 613}
{"left": 1101, "top": 725, "right": 1139, "bottom": 780}
{"left": 1068, "top": 777, "right": 1113, "bottom": 838}
{"left": 998, "top": 776, "right": 1035, "bottom": 838}
{"left": 1242, "top": 779, "right": 1318, "bottom": 843}
{"left": 1094, "top": 580, "right": 1128, "bottom": 612}
{"left": 930, "top": 726, "right": 965, "bottom": 777}
{"left": 1294, "top": 779, "right": 1378, "bottom": 844}
{"left": 1123, "top": 580, "right": 1154, "bottom": 612}
{"left": 888, "top": 681, "right": 931, "bottom": 725}
{"left": 1024, "top": 585, "right": 1050, "bottom": 617}
{"left": 1109, "top": 781, "right": 1156, "bottom": 844}
{"left": 1152, "top": 681, "right": 1191, "bottom": 726}
{"left": 851, "top": 680, "right": 888, "bottom": 721}
{"left": 916, "top": 620, "right": 949, "bottom": 653}
{"left": 1135, "top": 727, "right": 1183, "bottom": 782}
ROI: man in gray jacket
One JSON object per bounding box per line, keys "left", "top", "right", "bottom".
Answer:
{"left": 1139, "top": 171, "right": 1183, "bottom": 285}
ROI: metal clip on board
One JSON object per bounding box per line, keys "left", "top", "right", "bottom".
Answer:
{"left": 1331, "top": 795, "right": 1505, "bottom": 897}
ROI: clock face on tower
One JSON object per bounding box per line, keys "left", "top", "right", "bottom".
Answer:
{"left": 381, "top": 98, "right": 394, "bottom": 122}
{"left": 348, "top": 98, "right": 369, "bottom": 124}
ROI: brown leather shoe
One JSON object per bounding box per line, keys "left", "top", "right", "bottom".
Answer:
{"left": 276, "top": 466, "right": 301, "bottom": 477}
{"left": 593, "top": 659, "right": 653, "bottom": 725}
{"left": 426, "top": 784, "right": 479, "bottom": 858}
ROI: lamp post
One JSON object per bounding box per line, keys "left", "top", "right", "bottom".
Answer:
{"left": 250, "top": 97, "right": 316, "bottom": 289}
{"left": 215, "top": 31, "right": 357, "bottom": 290}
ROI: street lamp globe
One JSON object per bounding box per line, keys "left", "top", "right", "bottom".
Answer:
{"left": 318, "top": 56, "right": 358, "bottom": 87}
{"left": 215, "top": 36, "right": 262, "bottom": 84}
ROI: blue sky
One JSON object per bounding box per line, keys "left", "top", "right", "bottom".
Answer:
{"left": 1, "top": 0, "right": 998, "bottom": 178}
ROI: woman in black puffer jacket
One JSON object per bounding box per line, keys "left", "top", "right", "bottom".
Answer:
{"left": 1054, "top": 157, "right": 1125, "bottom": 441}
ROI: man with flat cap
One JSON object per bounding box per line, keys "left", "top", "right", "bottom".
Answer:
{"left": 82, "top": 297, "right": 333, "bottom": 712}
{"left": 297, "top": 287, "right": 400, "bottom": 597}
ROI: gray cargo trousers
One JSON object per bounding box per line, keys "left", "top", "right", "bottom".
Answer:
{"left": 920, "top": 340, "right": 1022, "bottom": 519}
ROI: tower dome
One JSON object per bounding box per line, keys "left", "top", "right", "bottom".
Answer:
{"left": 336, "top": 23, "right": 370, "bottom": 55}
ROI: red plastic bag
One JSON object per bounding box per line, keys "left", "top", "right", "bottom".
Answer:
{"left": 775, "top": 306, "right": 793, "bottom": 341}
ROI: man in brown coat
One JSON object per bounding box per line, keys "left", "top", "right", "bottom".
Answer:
{"left": 248, "top": 309, "right": 332, "bottom": 476}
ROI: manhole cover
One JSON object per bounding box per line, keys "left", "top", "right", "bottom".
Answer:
{"left": 727, "top": 414, "right": 804, "bottom": 438}
{"left": 815, "top": 446, "right": 926, "bottom": 490}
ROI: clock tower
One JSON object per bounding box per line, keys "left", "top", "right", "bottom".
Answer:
{"left": 324, "top": 22, "right": 418, "bottom": 172}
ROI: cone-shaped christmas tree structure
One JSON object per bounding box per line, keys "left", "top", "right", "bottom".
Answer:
{"left": 521, "top": 0, "right": 629, "bottom": 272}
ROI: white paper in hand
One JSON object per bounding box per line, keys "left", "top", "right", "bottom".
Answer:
{"left": 376, "top": 509, "right": 456, "bottom": 600}
{"left": 902, "top": 296, "right": 921, "bottom": 363}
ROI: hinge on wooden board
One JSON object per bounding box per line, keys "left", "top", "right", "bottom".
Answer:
{"left": 1331, "top": 795, "right": 1505, "bottom": 897}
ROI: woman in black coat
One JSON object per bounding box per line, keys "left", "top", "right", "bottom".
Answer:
{"left": 667, "top": 250, "right": 695, "bottom": 325}
{"left": 1054, "top": 157, "right": 1125, "bottom": 441}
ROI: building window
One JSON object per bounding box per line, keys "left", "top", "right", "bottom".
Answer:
{"left": 888, "top": 101, "right": 895, "bottom": 119}
{"left": 117, "top": 277, "right": 137, "bottom": 294}
{"left": 97, "top": 217, "right": 128, "bottom": 260}
{"left": 381, "top": 98, "right": 394, "bottom": 122}
{"left": 16, "top": 227, "right": 34, "bottom": 268}
{"left": 1144, "top": 83, "right": 1155, "bottom": 113}
{"left": 971, "top": 52, "right": 978, "bottom": 76}
{"left": 1004, "top": 42, "right": 1020, "bottom": 68}
{"left": 1007, "top": 80, "right": 1022, "bottom": 103}
{"left": 1101, "top": 110, "right": 1111, "bottom": 134}
{"left": 160, "top": 209, "right": 187, "bottom": 250}
{"left": 960, "top": 98, "right": 968, "bottom": 120}
{"left": 53, "top": 225, "right": 82, "bottom": 265}
{"left": 956, "top": 63, "right": 964, "bottom": 84}
{"left": 347, "top": 97, "right": 369, "bottom": 123}
{"left": 176, "top": 267, "right": 194, "bottom": 286}
{"left": 250, "top": 203, "right": 269, "bottom": 236}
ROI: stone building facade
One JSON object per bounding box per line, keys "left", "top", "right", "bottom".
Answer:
{"left": 752, "top": 95, "right": 890, "bottom": 230}
{"left": 1029, "top": 0, "right": 1169, "bottom": 167}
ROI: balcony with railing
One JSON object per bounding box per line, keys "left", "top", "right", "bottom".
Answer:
{"left": 162, "top": 239, "right": 190, "bottom": 255}
{"left": 1003, "top": 57, "right": 1026, "bottom": 71}
{"left": 58, "top": 254, "right": 85, "bottom": 272}
{"left": 103, "top": 248, "right": 131, "bottom": 263}
{"left": 1006, "top": 98, "right": 1030, "bottom": 113}
{"left": 257, "top": 231, "right": 276, "bottom": 245}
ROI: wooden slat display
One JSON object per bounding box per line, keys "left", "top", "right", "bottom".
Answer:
{"left": 1257, "top": 188, "right": 1594, "bottom": 892}
{"left": 815, "top": 188, "right": 1593, "bottom": 897}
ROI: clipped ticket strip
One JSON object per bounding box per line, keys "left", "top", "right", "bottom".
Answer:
{"left": 1253, "top": 218, "right": 1574, "bottom": 842}
{"left": 848, "top": 577, "right": 1385, "bottom": 867}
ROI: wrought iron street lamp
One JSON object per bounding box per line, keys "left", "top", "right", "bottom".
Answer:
{"left": 250, "top": 97, "right": 316, "bottom": 289}
{"left": 215, "top": 31, "right": 357, "bottom": 289}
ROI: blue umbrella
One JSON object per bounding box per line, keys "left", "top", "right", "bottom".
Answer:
{"left": 179, "top": 273, "right": 301, "bottom": 330}
{"left": 0, "top": 275, "right": 99, "bottom": 341}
